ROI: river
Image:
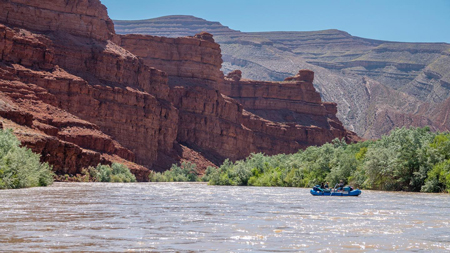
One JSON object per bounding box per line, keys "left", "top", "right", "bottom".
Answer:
{"left": 1, "top": 182, "right": 449, "bottom": 252}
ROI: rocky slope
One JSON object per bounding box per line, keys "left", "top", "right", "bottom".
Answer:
{"left": 114, "top": 16, "right": 450, "bottom": 139}
{"left": 0, "top": 0, "right": 357, "bottom": 179}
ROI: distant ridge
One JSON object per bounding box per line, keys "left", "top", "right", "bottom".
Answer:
{"left": 114, "top": 15, "right": 239, "bottom": 37}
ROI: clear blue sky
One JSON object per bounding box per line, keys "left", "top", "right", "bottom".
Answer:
{"left": 102, "top": 0, "right": 450, "bottom": 43}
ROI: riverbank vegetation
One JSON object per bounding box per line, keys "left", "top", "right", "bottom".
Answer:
{"left": 0, "top": 129, "right": 54, "bottom": 189}
{"left": 0, "top": 128, "right": 136, "bottom": 188}
{"left": 149, "top": 162, "right": 204, "bottom": 182}
{"left": 155, "top": 127, "right": 450, "bottom": 193}
{"left": 208, "top": 127, "right": 450, "bottom": 192}
{"left": 55, "top": 163, "right": 136, "bottom": 183}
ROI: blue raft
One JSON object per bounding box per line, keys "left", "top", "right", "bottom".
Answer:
{"left": 310, "top": 186, "right": 361, "bottom": 196}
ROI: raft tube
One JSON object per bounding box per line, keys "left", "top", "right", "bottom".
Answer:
{"left": 310, "top": 188, "right": 362, "bottom": 196}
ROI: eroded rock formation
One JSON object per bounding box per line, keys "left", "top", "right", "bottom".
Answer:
{"left": 0, "top": 0, "right": 115, "bottom": 41}
{"left": 226, "top": 70, "right": 242, "bottom": 81}
{"left": 222, "top": 69, "right": 359, "bottom": 146}
{"left": 115, "top": 15, "right": 450, "bottom": 139}
{"left": 0, "top": 0, "right": 358, "bottom": 180}
{"left": 120, "top": 33, "right": 359, "bottom": 162}
{"left": 284, "top": 69, "right": 315, "bottom": 83}
{"left": 0, "top": 1, "right": 176, "bottom": 179}
{"left": 119, "top": 33, "right": 223, "bottom": 88}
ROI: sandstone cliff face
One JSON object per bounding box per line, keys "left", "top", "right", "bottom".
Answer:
{"left": 120, "top": 34, "right": 358, "bottom": 162}
{"left": 120, "top": 32, "right": 223, "bottom": 88}
{"left": 0, "top": 0, "right": 176, "bottom": 179}
{"left": 0, "top": 0, "right": 115, "bottom": 41}
{"left": 168, "top": 80, "right": 355, "bottom": 162}
{"left": 120, "top": 32, "right": 257, "bottom": 162}
{"left": 0, "top": 66, "right": 149, "bottom": 181}
{"left": 0, "top": 0, "right": 358, "bottom": 179}
{"left": 222, "top": 74, "right": 324, "bottom": 114}
{"left": 169, "top": 85, "right": 254, "bottom": 162}
{"left": 223, "top": 69, "right": 358, "bottom": 145}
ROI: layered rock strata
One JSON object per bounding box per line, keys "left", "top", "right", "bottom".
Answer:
{"left": 222, "top": 70, "right": 335, "bottom": 120}
{"left": 0, "top": 67, "right": 150, "bottom": 181}
{"left": 0, "top": 1, "right": 177, "bottom": 179}
{"left": 120, "top": 32, "right": 223, "bottom": 88}
{"left": 223, "top": 69, "right": 358, "bottom": 144}
{"left": 120, "top": 35, "right": 358, "bottom": 162}
{"left": 0, "top": 0, "right": 359, "bottom": 179}
{"left": 0, "top": 0, "right": 115, "bottom": 41}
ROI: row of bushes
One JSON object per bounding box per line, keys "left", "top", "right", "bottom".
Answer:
{"left": 207, "top": 127, "right": 450, "bottom": 192}
{"left": 87, "top": 163, "right": 136, "bottom": 182}
{"left": 0, "top": 129, "right": 54, "bottom": 189}
{"left": 154, "top": 127, "right": 450, "bottom": 193}
{"left": 56, "top": 163, "right": 137, "bottom": 183}
{"left": 149, "top": 162, "right": 207, "bottom": 182}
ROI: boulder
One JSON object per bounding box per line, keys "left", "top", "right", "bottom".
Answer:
{"left": 226, "top": 70, "right": 242, "bottom": 81}
{"left": 284, "top": 69, "right": 315, "bottom": 83}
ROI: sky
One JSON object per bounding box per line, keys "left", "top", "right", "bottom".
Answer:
{"left": 101, "top": 0, "right": 450, "bottom": 43}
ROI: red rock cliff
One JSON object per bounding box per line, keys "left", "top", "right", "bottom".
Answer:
{"left": 0, "top": 0, "right": 178, "bottom": 179}
{"left": 0, "top": 0, "right": 359, "bottom": 179}
{"left": 120, "top": 32, "right": 223, "bottom": 88}
{"left": 120, "top": 34, "right": 359, "bottom": 162}
{"left": 0, "top": 0, "right": 115, "bottom": 41}
{"left": 223, "top": 69, "right": 359, "bottom": 145}
{"left": 222, "top": 69, "right": 340, "bottom": 123}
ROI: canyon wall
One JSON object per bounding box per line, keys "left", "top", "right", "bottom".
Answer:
{"left": 223, "top": 70, "right": 358, "bottom": 148}
{"left": 0, "top": 0, "right": 178, "bottom": 179}
{"left": 0, "top": 0, "right": 115, "bottom": 41}
{"left": 0, "top": 0, "right": 358, "bottom": 180}
{"left": 221, "top": 70, "right": 341, "bottom": 125}
{"left": 120, "top": 32, "right": 223, "bottom": 88}
{"left": 120, "top": 34, "right": 358, "bottom": 162}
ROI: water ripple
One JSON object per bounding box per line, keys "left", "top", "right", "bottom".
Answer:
{"left": 0, "top": 183, "right": 449, "bottom": 252}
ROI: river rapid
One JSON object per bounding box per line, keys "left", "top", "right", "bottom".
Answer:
{"left": 1, "top": 182, "right": 449, "bottom": 252}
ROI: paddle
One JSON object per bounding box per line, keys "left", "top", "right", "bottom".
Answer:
{"left": 332, "top": 183, "right": 339, "bottom": 196}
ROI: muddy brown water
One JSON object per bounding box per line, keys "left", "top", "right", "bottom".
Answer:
{"left": 1, "top": 182, "right": 449, "bottom": 252}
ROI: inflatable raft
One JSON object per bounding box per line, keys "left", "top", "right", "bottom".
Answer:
{"left": 310, "top": 186, "right": 362, "bottom": 196}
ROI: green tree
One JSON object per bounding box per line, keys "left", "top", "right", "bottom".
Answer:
{"left": 149, "top": 162, "right": 199, "bottom": 182}
{"left": 0, "top": 129, "right": 54, "bottom": 189}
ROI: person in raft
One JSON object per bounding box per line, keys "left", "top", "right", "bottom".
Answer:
{"left": 324, "top": 182, "right": 329, "bottom": 189}
{"left": 337, "top": 180, "right": 345, "bottom": 191}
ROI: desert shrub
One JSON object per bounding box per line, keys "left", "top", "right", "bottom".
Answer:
{"left": 201, "top": 166, "right": 218, "bottom": 182}
{"left": 421, "top": 160, "right": 450, "bottom": 193}
{"left": 0, "top": 129, "right": 54, "bottom": 189}
{"left": 248, "top": 167, "right": 285, "bottom": 186}
{"left": 363, "top": 127, "right": 434, "bottom": 191}
{"left": 149, "top": 162, "right": 199, "bottom": 182}
{"left": 88, "top": 163, "right": 136, "bottom": 183}
{"left": 96, "top": 164, "right": 113, "bottom": 182}
{"left": 422, "top": 133, "right": 450, "bottom": 192}
{"left": 111, "top": 163, "right": 136, "bottom": 182}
